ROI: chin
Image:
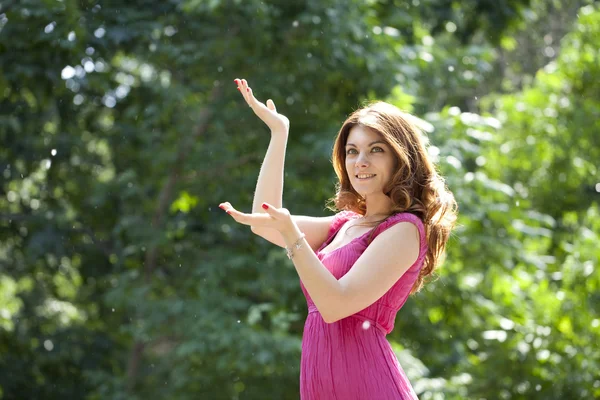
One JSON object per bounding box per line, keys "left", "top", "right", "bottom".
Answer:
{"left": 352, "top": 187, "right": 379, "bottom": 198}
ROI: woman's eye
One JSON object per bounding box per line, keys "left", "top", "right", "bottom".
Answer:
{"left": 346, "top": 147, "right": 383, "bottom": 154}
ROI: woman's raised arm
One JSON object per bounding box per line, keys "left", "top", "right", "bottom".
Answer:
{"left": 234, "top": 79, "right": 333, "bottom": 250}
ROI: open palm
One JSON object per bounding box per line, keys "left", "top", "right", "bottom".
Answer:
{"left": 235, "top": 78, "right": 290, "bottom": 134}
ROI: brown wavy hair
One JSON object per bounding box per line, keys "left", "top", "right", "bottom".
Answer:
{"left": 326, "top": 101, "right": 458, "bottom": 294}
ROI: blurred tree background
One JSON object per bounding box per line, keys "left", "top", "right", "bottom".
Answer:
{"left": 1, "top": 0, "right": 598, "bottom": 399}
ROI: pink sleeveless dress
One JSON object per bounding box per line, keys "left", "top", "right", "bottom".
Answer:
{"left": 299, "top": 210, "right": 428, "bottom": 400}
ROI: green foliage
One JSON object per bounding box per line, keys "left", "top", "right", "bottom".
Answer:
{"left": 1, "top": 0, "right": 598, "bottom": 399}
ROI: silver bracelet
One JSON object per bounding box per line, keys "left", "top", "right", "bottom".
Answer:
{"left": 286, "top": 233, "right": 306, "bottom": 259}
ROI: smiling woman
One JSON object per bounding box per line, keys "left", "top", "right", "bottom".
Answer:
{"left": 219, "top": 79, "right": 457, "bottom": 400}
{"left": 344, "top": 126, "right": 396, "bottom": 202}
{"left": 329, "top": 101, "right": 457, "bottom": 294}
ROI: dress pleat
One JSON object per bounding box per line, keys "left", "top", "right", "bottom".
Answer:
{"left": 299, "top": 211, "right": 428, "bottom": 400}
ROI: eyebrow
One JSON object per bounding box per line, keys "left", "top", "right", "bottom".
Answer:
{"left": 345, "top": 140, "right": 387, "bottom": 147}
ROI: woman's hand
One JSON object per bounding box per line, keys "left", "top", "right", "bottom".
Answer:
{"left": 234, "top": 78, "right": 290, "bottom": 134}
{"left": 219, "top": 201, "right": 296, "bottom": 234}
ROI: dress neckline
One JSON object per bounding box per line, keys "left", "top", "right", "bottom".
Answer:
{"left": 318, "top": 215, "right": 378, "bottom": 256}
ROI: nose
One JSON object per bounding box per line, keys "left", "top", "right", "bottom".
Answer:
{"left": 355, "top": 152, "right": 370, "bottom": 168}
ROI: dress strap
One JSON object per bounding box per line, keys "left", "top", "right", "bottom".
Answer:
{"left": 369, "top": 213, "right": 428, "bottom": 260}
{"left": 317, "top": 210, "right": 357, "bottom": 253}
{"left": 325, "top": 210, "right": 356, "bottom": 240}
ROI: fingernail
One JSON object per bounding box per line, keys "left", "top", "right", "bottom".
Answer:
{"left": 262, "top": 204, "right": 268, "bottom": 210}
{"left": 227, "top": 211, "right": 232, "bottom": 214}
{"left": 246, "top": 88, "right": 250, "bottom": 92}
{"left": 237, "top": 87, "right": 241, "bottom": 91}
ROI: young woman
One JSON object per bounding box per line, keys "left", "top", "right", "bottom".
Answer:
{"left": 219, "top": 78, "right": 457, "bottom": 399}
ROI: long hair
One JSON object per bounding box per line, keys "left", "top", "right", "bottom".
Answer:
{"left": 326, "top": 101, "right": 458, "bottom": 294}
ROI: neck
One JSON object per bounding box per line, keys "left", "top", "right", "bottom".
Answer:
{"left": 361, "top": 212, "right": 391, "bottom": 222}
{"left": 361, "top": 196, "right": 394, "bottom": 220}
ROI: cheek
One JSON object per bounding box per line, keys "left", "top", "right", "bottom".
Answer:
{"left": 385, "top": 156, "right": 396, "bottom": 173}
{"left": 345, "top": 160, "right": 354, "bottom": 174}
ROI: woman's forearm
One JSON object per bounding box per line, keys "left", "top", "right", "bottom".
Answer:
{"left": 252, "top": 132, "right": 288, "bottom": 215}
{"left": 279, "top": 223, "right": 343, "bottom": 323}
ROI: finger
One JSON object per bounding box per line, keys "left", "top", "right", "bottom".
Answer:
{"left": 235, "top": 78, "right": 247, "bottom": 101}
{"left": 243, "top": 80, "right": 257, "bottom": 102}
{"left": 219, "top": 202, "right": 232, "bottom": 214}
{"left": 243, "top": 81, "right": 257, "bottom": 108}
{"left": 238, "top": 79, "right": 268, "bottom": 112}
{"left": 219, "top": 202, "right": 248, "bottom": 223}
{"left": 246, "top": 86, "right": 259, "bottom": 108}
{"left": 219, "top": 202, "right": 273, "bottom": 226}
{"left": 234, "top": 78, "right": 245, "bottom": 97}
{"left": 262, "top": 203, "right": 292, "bottom": 221}
{"left": 266, "top": 99, "right": 276, "bottom": 111}
{"left": 241, "top": 79, "right": 250, "bottom": 103}
{"left": 261, "top": 202, "right": 284, "bottom": 218}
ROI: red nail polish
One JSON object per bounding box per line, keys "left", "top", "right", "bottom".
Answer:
{"left": 262, "top": 204, "right": 268, "bottom": 210}
{"left": 227, "top": 211, "right": 232, "bottom": 214}
{"left": 237, "top": 87, "right": 240, "bottom": 91}
{"left": 246, "top": 88, "right": 250, "bottom": 92}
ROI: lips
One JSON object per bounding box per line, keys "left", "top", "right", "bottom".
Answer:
{"left": 356, "top": 174, "right": 376, "bottom": 180}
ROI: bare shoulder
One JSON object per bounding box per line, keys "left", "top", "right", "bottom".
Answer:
{"left": 370, "top": 221, "right": 420, "bottom": 254}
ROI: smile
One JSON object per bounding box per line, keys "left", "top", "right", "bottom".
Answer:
{"left": 356, "top": 174, "right": 376, "bottom": 180}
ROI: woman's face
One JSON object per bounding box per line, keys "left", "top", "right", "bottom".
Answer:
{"left": 344, "top": 125, "right": 396, "bottom": 198}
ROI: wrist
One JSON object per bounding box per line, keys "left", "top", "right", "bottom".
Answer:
{"left": 280, "top": 221, "right": 303, "bottom": 244}
{"left": 280, "top": 222, "right": 306, "bottom": 260}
